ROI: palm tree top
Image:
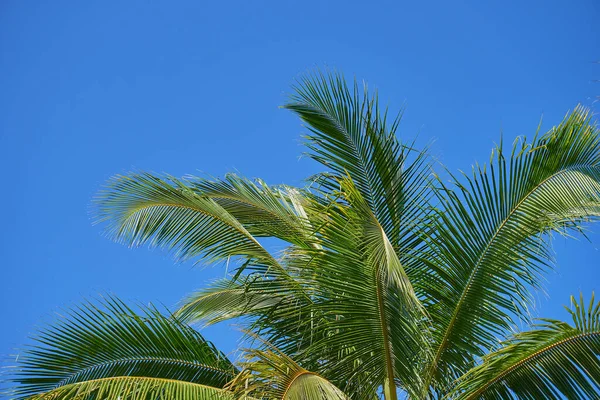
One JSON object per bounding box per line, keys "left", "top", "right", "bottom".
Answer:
{"left": 5, "top": 71, "right": 600, "bottom": 400}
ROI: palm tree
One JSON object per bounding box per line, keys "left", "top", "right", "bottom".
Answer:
{"left": 6, "top": 72, "right": 600, "bottom": 400}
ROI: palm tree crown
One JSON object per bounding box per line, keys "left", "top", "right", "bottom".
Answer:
{"left": 6, "top": 72, "right": 600, "bottom": 400}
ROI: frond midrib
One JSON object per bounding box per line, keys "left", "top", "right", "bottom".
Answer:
{"left": 55, "top": 355, "right": 236, "bottom": 388}
{"left": 41, "top": 375, "right": 230, "bottom": 395}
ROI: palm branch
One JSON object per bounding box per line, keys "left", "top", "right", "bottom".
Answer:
{"left": 447, "top": 293, "right": 600, "bottom": 399}
{"left": 418, "top": 107, "right": 600, "bottom": 394}
{"left": 6, "top": 297, "right": 237, "bottom": 399}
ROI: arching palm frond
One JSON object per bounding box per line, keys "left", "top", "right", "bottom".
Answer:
{"left": 94, "top": 172, "right": 278, "bottom": 267}
{"left": 420, "top": 107, "right": 600, "bottom": 394}
{"left": 6, "top": 297, "right": 237, "bottom": 400}
{"left": 25, "top": 377, "right": 232, "bottom": 400}
{"left": 447, "top": 293, "right": 600, "bottom": 400}
{"left": 185, "top": 173, "right": 312, "bottom": 246}
{"left": 175, "top": 277, "right": 287, "bottom": 326}
{"left": 230, "top": 342, "right": 348, "bottom": 400}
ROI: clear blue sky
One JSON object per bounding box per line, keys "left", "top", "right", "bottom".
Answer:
{"left": 1, "top": 0, "right": 598, "bottom": 369}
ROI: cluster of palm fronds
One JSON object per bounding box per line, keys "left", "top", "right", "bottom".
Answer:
{"left": 5, "top": 72, "right": 600, "bottom": 399}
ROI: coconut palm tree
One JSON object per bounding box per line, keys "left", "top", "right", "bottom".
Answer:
{"left": 6, "top": 72, "right": 600, "bottom": 400}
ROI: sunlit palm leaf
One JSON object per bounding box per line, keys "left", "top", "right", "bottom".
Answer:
{"left": 175, "top": 277, "right": 290, "bottom": 326}
{"left": 185, "top": 173, "right": 312, "bottom": 246}
{"left": 94, "top": 172, "right": 279, "bottom": 267}
{"left": 447, "top": 293, "right": 600, "bottom": 399}
{"left": 230, "top": 342, "right": 348, "bottom": 400}
{"left": 27, "top": 376, "right": 231, "bottom": 400}
{"left": 420, "top": 107, "right": 600, "bottom": 393}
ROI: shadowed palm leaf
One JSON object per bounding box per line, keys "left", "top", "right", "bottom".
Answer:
{"left": 6, "top": 297, "right": 237, "bottom": 399}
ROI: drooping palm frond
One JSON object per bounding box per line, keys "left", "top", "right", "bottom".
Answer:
{"left": 176, "top": 264, "right": 323, "bottom": 378}
{"left": 94, "top": 172, "right": 278, "bottom": 267}
{"left": 229, "top": 340, "right": 348, "bottom": 400}
{"left": 446, "top": 293, "right": 600, "bottom": 399}
{"left": 94, "top": 172, "right": 317, "bottom": 306}
{"left": 420, "top": 106, "right": 600, "bottom": 394}
{"left": 175, "top": 277, "right": 292, "bottom": 326}
{"left": 184, "top": 173, "right": 312, "bottom": 246}
{"left": 6, "top": 297, "right": 237, "bottom": 399}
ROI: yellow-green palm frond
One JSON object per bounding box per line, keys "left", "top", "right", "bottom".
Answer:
{"left": 26, "top": 376, "right": 232, "bottom": 400}
{"left": 230, "top": 342, "right": 348, "bottom": 400}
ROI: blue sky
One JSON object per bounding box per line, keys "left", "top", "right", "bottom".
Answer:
{"left": 1, "top": 0, "right": 598, "bottom": 370}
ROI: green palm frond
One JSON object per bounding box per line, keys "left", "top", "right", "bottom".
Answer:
{"left": 185, "top": 173, "right": 312, "bottom": 246}
{"left": 230, "top": 341, "right": 348, "bottom": 400}
{"left": 420, "top": 106, "right": 600, "bottom": 393}
{"left": 94, "top": 172, "right": 279, "bottom": 267}
{"left": 6, "top": 297, "right": 237, "bottom": 399}
{"left": 284, "top": 70, "right": 433, "bottom": 247}
{"left": 27, "top": 376, "right": 231, "bottom": 400}
{"left": 175, "top": 277, "right": 289, "bottom": 326}
{"left": 258, "top": 178, "right": 428, "bottom": 399}
{"left": 447, "top": 293, "right": 600, "bottom": 399}
{"left": 94, "top": 172, "right": 316, "bottom": 306}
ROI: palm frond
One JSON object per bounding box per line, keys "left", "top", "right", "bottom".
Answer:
{"left": 175, "top": 277, "right": 289, "bottom": 326}
{"left": 94, "top": 173, "right": 316, "bottom": 306}
{"left": 94, "top": 172, "right": 278, "bottom": 267}
{"left": 447, "top": 293, "right": 600, "bottom": 399}
{"left": 26, "top": 376, "right": 231, "bottom": 400}
{"left": 284, "top": 70, "right": 433, "bottom": 247}
{"left": 6, "top": 297, "right": 237, "bottom": 399}
{"left": 185, "top": 173, "right": 312, "bottom": 246}
{"left": 230, "top": 342, "right": 348, "bottom": 400}
{"left": 420, "top": 106, "right": 600, "bottom": 393}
